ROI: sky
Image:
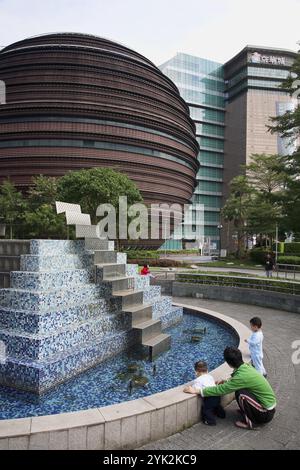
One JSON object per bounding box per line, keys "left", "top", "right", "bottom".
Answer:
{"left": 0, "top": 0, "right": 299, "bottom": 65}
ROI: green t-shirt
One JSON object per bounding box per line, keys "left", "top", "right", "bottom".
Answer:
{"left": 203, "top": 363, "right": 276, "bottom": 409}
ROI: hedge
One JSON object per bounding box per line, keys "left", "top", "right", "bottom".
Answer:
{"left": 176, "top": 273, "right": 300, "bottom": 295}
{"left": 277, "top": 256, "right": 300, "bottom": 266}
{"left": 130, "top": 258, "right": 183, "bottom": 267}
{"left": 284, "top": 243, "right": 300, "bottom": 255}
{"left": 125, "top": 249, "right": 199, "bottom": 260}
{"left": 249, "top": 248, "right": 271, "bottom": 264}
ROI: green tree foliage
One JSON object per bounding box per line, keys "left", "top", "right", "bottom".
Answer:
{"left": 0, "top": 169, "right": 143, "bottom": 240}
{"left": 269, "top": 49, "right": 300, "bottom": 141}
{"left": 223, "top": 154, "right": 287, "bottom": 255}
{"left": 24, "top": 175, "right": 67, "bottom": 239}
{"left": 0, "top": 179, "right": 27, "bottom": 238}
{"left": 268, "top": 48, "right": 300, "bottom": 234}
{"left": 222, "top": 176, "right": 254, "bottom": 256}
{"left": 58, "top": 167, "right": 143, "bottom": 223}
{"left": 244, "top": 153, "right": 287, "bottom": 197}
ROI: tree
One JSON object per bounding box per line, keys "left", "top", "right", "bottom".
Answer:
{"left": 27, "top": 175, "right": 60, "bottom": 206}
{"left": 245, "top": 153, "right": 287, "bottom": 198}
{"left": 58, "top": 168, "right": 143, "bottom": 245}
{"left": 269, "top": 48, "right": 300, "bottom": 142}
{"left": 269, "top": 48, "right": 300, "bottom": 234}
{"left": 221, "top": 176, "right": 254, "bottom": 256}
{"left": 24, "top": 203, "right": 67, "bottom": 239}
{"left": 24, "top": 176, "right": 67, "bottom": 239}
{"left": 246, "top": 197, "right": 282, "bottom": 246}
{"left": 0, "top": 179, "right": 27, "bottom": 239}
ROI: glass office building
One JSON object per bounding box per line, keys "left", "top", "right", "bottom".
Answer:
{"left": 160, "top": 53, "right": 225, "bottom": 250}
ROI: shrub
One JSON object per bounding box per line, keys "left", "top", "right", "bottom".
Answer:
{"left": 129, "top": 258, "right": 182, "bottom": 267}
{"left": 284, "top": 243, "right": 300, "bottom": 255}
{"left": 176, "top": 273, "right": 300, "bottom": 295}
{"left": 249, "top": 248, "right": 271, "bottom": 264}
{"left": 277, "top": 256, "right": 300, "bottom": 266}
{"left": 125, "top": 249, "right": 199, "bottom": 259}
{"left": 272, "top": 242, "right": 284, "bottom": 254}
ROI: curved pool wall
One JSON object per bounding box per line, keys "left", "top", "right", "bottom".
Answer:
{"left": 0, "top": 309, "right": 238, "bottom": 420}
{"left": 0, "top": 240, "right": 183, "bottom": 394}
{"left": 170, "top": 281, "right": 300, "bottom": 314}
{"left": 0, "top": 305, "right": 250, "bottom": 450}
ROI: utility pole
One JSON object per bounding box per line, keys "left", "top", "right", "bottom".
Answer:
{"left": 275, "top": 223, "right": 279, "bottom": 264}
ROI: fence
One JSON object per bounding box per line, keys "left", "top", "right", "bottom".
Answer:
{"left": 175, "top": 272, "right": 300, "bottom": 296}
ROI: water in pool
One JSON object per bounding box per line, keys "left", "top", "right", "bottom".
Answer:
{"left": 0, "top": 310, "right": 238, "bottom": 420}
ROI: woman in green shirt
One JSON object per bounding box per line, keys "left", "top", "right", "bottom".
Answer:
{"left": 185, "top": 347, "right": 276, "bottom": 429}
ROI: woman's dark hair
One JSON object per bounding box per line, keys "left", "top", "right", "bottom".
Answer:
{"left": 143, "top": 264, "right": 148, "bottom": 268}
{"left": 250, "top": 317, "right": 262, "bottom": 328}
{"left": 224, "top": 347, "right": 244, "bottom": 368}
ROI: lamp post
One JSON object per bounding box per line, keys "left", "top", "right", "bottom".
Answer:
{"left": 217, "top": 224, "right": 223, "bottom": 257}
{"left": 275, "top": 223, "right": 279, "bottom": 264}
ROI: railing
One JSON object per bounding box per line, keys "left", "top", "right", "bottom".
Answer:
{"left": 275, "top": 263, "right": 300, "bottom": 280}
{"left": 175, "top": 272, "right": 300, "bottom": 296}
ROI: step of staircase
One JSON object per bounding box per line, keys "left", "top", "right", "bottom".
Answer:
{"left": 96, "top": 263, "right": 126, "bottom": 279}
{"left": 94, "top": 250, "right": 127, "bottom": 265}
{"left": 103, "top": 275, "right": 134, "bottom": 293}
{"left": 133, "top": 318, "right": 162, "bottom": 342}
{"left": 143, "top": 333, "right": 171, "bottom": 359}
{"left": 113, "top": 289, "right": 144, "bottom": 308}
{"left": 85, "top": 238, "right": 114, "bottom": 251}
{"left": 122, "top": 304, "right": 153, "bottom": 324}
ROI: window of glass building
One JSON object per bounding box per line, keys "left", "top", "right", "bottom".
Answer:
{"left": 181, "top": 90, "right": 225, "bottom": 108}
{"left": 196, "top": 123, "right": 225, "bottom": 137}
{"left": 199, "top": 181, "right": 222, "bottom": 193}
{"left": 199, "top": 151, "right": 224, "bottom": 166}
{"left": 194, "top": 195, "right": 222, "bottom": 207}
{"left": 198, "top": 167, "right": 223, "bottom": 179}
{"left": 204, "top": 226, "right": 219, "bottom": 237}
{"left": 204, "top": 211, "right": 220, "bottom": 223}
{"left": 198, "top": 137, "right": 225, "bottom": 151}
{"left": 189, "top": 107, "right": 225, "bottom": 123}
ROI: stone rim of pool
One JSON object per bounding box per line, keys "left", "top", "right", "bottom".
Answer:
{"left": 0, "top": 304, "right": 250, "bottom": 450}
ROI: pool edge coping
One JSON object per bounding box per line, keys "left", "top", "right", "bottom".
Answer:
{"left": 0, "top": 303, "right": 251, "bottom": 449}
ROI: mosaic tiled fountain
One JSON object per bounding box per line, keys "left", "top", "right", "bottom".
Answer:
{"left": 0, "top": 239, "right": 183, "bottom": 394}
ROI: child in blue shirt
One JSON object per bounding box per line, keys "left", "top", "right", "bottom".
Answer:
{"left": 245, "top": 317, "right": 267, "bottom": 377}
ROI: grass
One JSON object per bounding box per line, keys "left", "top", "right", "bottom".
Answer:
{"left": 196, "top": 259, "right": 262, "bottom": 269}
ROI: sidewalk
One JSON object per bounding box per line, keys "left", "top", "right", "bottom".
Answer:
{"left": 139, "top": 297, "right": 300, "bottom": 450}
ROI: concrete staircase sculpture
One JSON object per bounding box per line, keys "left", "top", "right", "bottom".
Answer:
{"left": 0, "top": 239, "right": 182, "bottom": 394}
{"left": 91, "top": 238, "right": 171, "bottom": 361}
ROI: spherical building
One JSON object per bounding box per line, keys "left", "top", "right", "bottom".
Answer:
{"left": 0, "top": 33, "right": 199, "bottom": 206}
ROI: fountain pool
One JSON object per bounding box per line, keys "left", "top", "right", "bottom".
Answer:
{"left": 0, "top": 309, "right": 238, "bottom": 420}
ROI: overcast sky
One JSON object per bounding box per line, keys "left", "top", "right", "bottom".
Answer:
{"left": 0, "top": 0, "right": 299, "bottom": 65}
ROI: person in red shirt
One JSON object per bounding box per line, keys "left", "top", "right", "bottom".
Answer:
{"left": 140, "top": 264, "right": 150, "bottom": 275}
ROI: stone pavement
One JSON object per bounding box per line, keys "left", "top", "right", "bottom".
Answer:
{"left": 139, "top": 297, "right": 300, "bottom": 450}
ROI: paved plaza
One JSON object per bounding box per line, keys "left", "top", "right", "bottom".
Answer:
{"left": 140, "top": 297, "right": 300, "bottom": 450}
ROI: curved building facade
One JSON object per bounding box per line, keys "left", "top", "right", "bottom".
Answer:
{"left": 0, "top": 33, "right": 199, "bottom": 206}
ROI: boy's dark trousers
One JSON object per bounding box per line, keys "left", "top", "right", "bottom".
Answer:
{"left": 201, "top": 396, "right": 225, "bottom": 425}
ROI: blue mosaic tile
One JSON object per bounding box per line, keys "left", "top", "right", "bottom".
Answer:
{"left": 143, "top": 285, "right": 161, "bottom": 303}
{"left": 0, "top": 239, "right": 184, "bottom": 395}
{"left": 20, "top": 253, "right": 94, "bottom": 272}
{"left": 0, "top": 312, "right": 238, "bottom": 417}
{"left": 10, "top": 269, "right": 90, "bottom": 290}
{"left": 30, "top": 240, "right": 86, "bottom": 256}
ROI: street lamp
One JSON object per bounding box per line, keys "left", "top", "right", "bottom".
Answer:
{"left": 217, "top": 224, "right": 223, "bottom": 257}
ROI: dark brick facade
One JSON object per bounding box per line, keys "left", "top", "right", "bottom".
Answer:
{"left": 0, "top": 33, "right": 199, "bottom": 207}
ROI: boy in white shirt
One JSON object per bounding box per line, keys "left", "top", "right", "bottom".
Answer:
{"left": 184, "top": 360, "right": 226, "bottom": 425}
{"left": 245, "top": 317, "right": 267, "bottom": 377}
